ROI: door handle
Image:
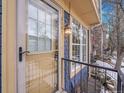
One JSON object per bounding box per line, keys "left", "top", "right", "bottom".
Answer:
{"left": 19, "top": 47, "right": 30, "bottom": 62}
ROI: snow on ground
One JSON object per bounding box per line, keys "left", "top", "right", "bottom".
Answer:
{"left": 96, "top": 60, "right": 114, "bottom": 68}
{"left": 95, "top": 60, "right": 117, "bottom": 80}
{"left": 110, "top": 58, "right": 116, "bottom": 65}
{"left": 121, "top": 58, "right": 124, "bottom": 73}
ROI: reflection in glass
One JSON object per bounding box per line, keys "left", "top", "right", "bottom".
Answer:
{"left": 28, "top": 2, "right": 58, "bottom": 52}
{"left": 46, "top": 13, "right": 52, "bottom": 25}
{"left": 28, "top": 19, "right": 37, "bottom": 36}
{"left": 38, "top": 9, "right": 45, "bottom": 22}
{"left": 28, "top": 36, "right": 38, "bottom": 52}
{"left": 46, "top": 24, "right": 52, "bottom": 38}
{"left": 46, "top": 38, "right": 51, "bottom": 51}
{"left": 28, "top": 4, "right": 37, "bottom": 19}
{"left": 71, "top": 18, "right": 87, "bottom": 70}
{"left": 38, "top": 22, "right": 45, "bottom": 37}
{"left": 38, "top": 38, "right": 45, "bottom": 51}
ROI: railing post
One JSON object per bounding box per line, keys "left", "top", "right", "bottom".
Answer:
{"left": 105, "top": 70, "right": 106, "bottom": 93}
{"left": 86, "top": 66, "right": 89, "bottom": 93}
{"left": 117, "top": 73, "right": 122, "bottom": 93}
{"left": 74, "top": 62, "right": 76, "bottom": 93}
{"left": 68, "top": 60, "right": 70, "bottom": 93}
{"left": 80, "top": 64, "right": 83, "bottom": 92}
{"left": 95, "top": 68, "right": 96, "bottom": 93}
{"left": 122, "top": 84, "right": 124, "bottom": 93}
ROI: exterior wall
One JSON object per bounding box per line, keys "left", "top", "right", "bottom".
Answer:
{"left": 2, "top": 0, "right": 17, "bottom": 93}
{"left": 52, "top": 1, "right": 91, "bottom": 90}
{"left": 2, "top": 0, "right": 65, "bottom": 93}
{"left": 0, "top": 0, "right": 2, "bottom": 92}
{"left": 2, "top": 0, "right": 100, "bottom": 93}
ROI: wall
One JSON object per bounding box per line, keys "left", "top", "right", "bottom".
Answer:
{"left": 2, "top": 0, "right": 17, "bottom": 93}
{"left": 1, "top": 0, "right": 98, "bottom": 92}
{"left": 2, "top": 0, "right": 65, "bottom": 93}
{"left": 0, "top": 0, "right": 2, "bottom": 92}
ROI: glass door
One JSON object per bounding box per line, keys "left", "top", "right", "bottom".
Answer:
{"left": 26, "top": 0, "right": 59, "bottom": 93}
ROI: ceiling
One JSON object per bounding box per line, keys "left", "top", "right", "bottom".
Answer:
{"left": 54, "top": 0, "right": 100, "bottom": 26}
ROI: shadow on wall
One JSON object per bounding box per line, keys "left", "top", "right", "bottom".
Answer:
{"left": 65, "top": 67, "right": 88, "bottom": 93}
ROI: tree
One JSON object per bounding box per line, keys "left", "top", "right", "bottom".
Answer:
{"left": 102, "top": 0, "right": 124, "bottom": 69}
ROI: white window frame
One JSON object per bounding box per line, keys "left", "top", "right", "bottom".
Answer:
{"left": 70, "top": 17, "right": 88, "bottom": 76}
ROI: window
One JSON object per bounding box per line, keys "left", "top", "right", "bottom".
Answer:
{"left": 28, "top": 1, "right": 59, "bottom": 52}
{"left": 71, "top": 18, "right": 87, "bottom": 68}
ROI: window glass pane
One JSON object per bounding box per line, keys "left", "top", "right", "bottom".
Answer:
{"left": 28, "top": 19, "right": 37, "bottom": 36}
{"left": 46, "top": 13, "right": 52, "bottom": 25}
{"left": 46, "top": 24, "right": 52, "bottom": 38}
{"left": 52, "top": 13, "right": 59, "bottom": 50}
{"left": 38, "top": 9, "right": 45, "bottom": 22}
{"left": 72, "top": 22, "right": 80, "bottom": 44}
{"left": 28, "top": 4, "right": 37, "bottom": 19}
{"left": 38, "top": 38, "right": 45, "bottom": 51}
{"left": 46, "top": 24, "right": 52, "bottom": 51}
{"left": 38, "top": 22, "right": 45, "bottom": 37}
{"left": 53, "top": 14, "right": 58, "bottom": 26}
{"left": 82, "top": 45, "right": 86, "bottom": 62}
{"left": 83, "top": 29, "right": 86, "bottom": 44}
{"left": 83, "top": 36, "right": 86, "bottom": 44}
{"left": 72, "top": 45, "right": 80, "bottom": 69}
{"left": 72, "top": 45, "right": 80, "bottom": 61}
{"left": 46, "top": 38, "right": 51, "bottom": 51}
{"left": 28, "top": 36, "right": 38, "bottom": 52}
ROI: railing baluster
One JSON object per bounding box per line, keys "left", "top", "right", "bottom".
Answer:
{"left": 121, "top": 83, "right": 124, "bottom": 93}
{"left": 87, "top": 66, "right": 89, "bottom": 93}
{"left": 117, "top": 73, "right": 122, "bottom": 93}
{"left": 74, "top": 62, "right": 76, "bottom": 93}
{"left": 105, "top": 70, "right": 106, "bottom": 93}
{"left": 80, "top": 64, "right": 83, "bottom": 93}
{"left": 64, "top": 59, "right": 66, "bottom": 92}
{"left": 95, "top": 67, "right": 96, "bottom": 93}
{"left": 68, "top": 60, "right": 70, "bottom": 93}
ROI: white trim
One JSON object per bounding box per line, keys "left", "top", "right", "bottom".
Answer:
{"left": 42, "top": 0, "right": 62, "bottom": 91}
{"left": 69, "top": 17, "right": 88, "bottom": 78}
{"left": 16, "top": 0, "right": 27, "bottom": 92}
{"left": 86, "top": 28, "right": 88, "bottom": 64}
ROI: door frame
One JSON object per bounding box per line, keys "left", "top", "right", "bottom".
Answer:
{"left": 16, "top": 0, "right": 61, "bottom": 93}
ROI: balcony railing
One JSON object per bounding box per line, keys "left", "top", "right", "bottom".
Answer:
{"left": 61, "top": 58, "right": 124, "bottom": 93}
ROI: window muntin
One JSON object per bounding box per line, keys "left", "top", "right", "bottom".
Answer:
{"left": 28, "top": 2, "right": 58, "bottom": 52}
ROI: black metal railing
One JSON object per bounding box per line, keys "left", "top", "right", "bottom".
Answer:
{"left": 117, "top": 70, "right": 124, "bottom": 93}
{"left": 61, "top": 58, "right": 124, "bottom": 93}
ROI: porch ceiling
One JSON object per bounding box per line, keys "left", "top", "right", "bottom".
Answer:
{"left": 53, "top": 0, "right": 100, "bottom": 26}
{"left": 70, "top": 0, "right": 100, "bottom": 26}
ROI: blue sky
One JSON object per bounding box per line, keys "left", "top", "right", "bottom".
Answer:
{"left": 102, "top": 0, "right": 116, "bottom": 32}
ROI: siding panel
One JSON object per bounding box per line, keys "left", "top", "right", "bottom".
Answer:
{"left": 0, "top": 0, "right": 2, "bottom": 92}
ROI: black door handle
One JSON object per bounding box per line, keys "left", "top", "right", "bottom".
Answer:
{"left": 19, "top": 47, "right": 30, "bottom": 62}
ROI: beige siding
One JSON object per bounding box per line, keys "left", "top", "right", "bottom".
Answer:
{"left": 2, "top": 0, "right": 17, "bottom": 93}
{"left": 26, "top": 53, "right": 57, "bottom": 93}
{"left": 2, "top": 0, "right": 7, "bottom": 93}
{"left": 2, "top": 0, "right": 100, "bottom": 93}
